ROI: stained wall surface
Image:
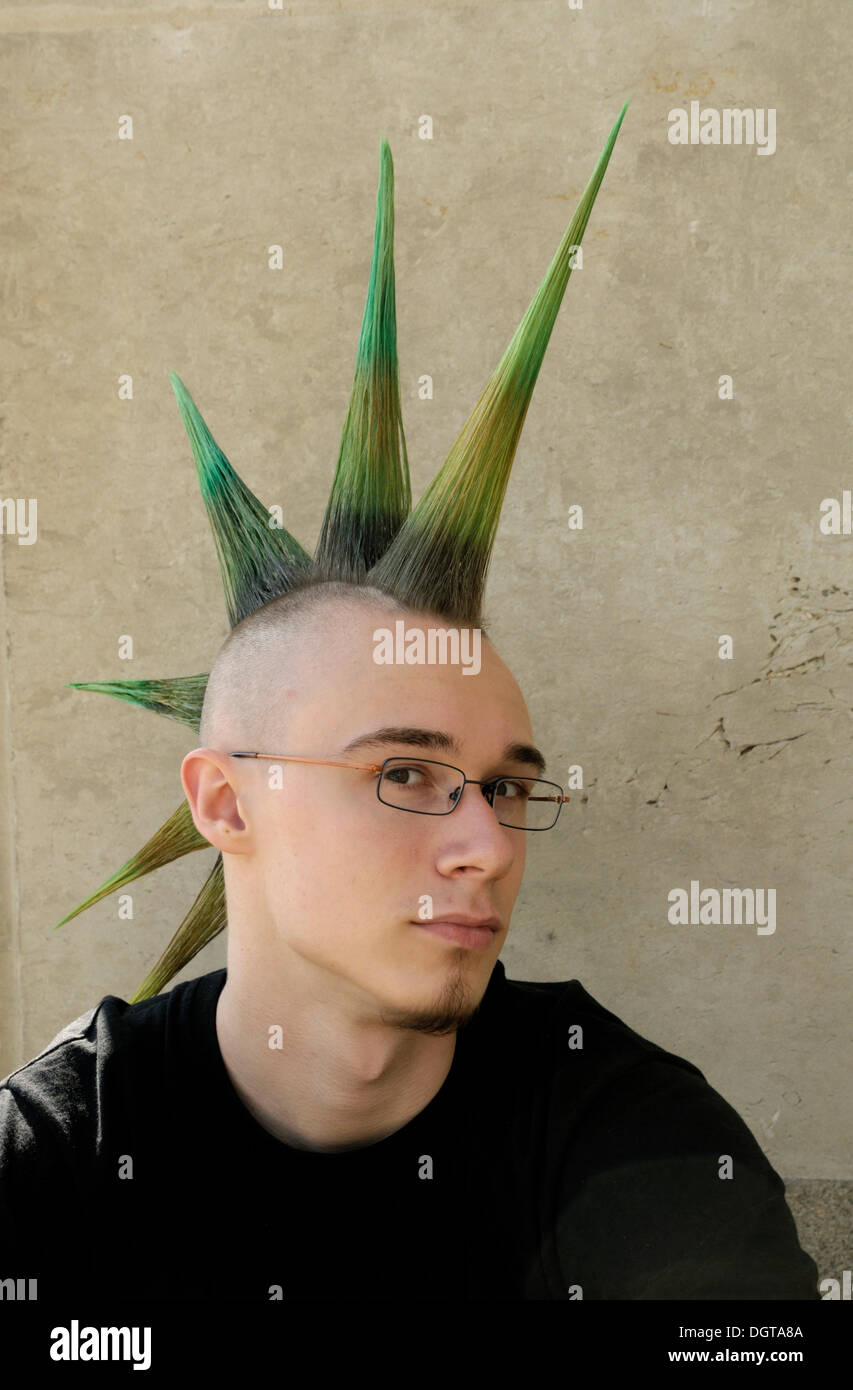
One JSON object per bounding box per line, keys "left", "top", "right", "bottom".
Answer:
{"left": 1, "top": 0, "right": 850, "bottom": 1268}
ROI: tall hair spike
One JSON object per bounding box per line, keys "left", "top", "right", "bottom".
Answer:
{"left": 170, "top": 371, "right": 315, "bottom": 627}
{"left": 314, "top": 137, "right": 411, "bottom": 580}
{"left": 368, "top": 99, "right": 629, "bottom": 621}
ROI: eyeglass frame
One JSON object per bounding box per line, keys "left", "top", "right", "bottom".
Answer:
{"left": 226, "top": 752, "right": 570, "bottom": 831}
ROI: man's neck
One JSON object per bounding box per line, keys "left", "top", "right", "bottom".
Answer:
{"left": 214, "top": 972, "right": 458, "bottom": 1154}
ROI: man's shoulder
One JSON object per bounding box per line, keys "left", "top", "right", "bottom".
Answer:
{"left": 493, "top": 959, "right": 707, "bottom": 1093}
{"left": 0, "top": 968, "right": 226, "bottom": 1133}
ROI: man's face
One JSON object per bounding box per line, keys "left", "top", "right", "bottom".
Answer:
{"left": 223, "top": 601, "right": 539, "bottom": 1034}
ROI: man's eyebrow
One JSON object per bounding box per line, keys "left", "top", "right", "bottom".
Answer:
{"left": 340, "top": 726, "right": 547, "bottom": 775}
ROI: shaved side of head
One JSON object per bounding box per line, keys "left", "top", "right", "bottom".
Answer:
{"left": 199, "top": 581, "right": 421, "bottom": 752}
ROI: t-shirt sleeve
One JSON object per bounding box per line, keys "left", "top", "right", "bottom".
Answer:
{"left": 553, "top": 1057, "right": 820, "bottom": 1300}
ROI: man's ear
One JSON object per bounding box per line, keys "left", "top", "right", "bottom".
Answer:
{"left": 181, "top": 748, "right": 250, "bottom": 853}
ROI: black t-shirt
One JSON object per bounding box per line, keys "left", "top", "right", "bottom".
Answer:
{"left": 0, "top": 959, "right": 818, "bottom": 1301}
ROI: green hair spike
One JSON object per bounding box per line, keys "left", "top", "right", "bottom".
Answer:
{"left": 65, "top": 675, "right": 209, "bottom": 732}
{"left": 368, "top": 100, "right": 629, "bottom": 621}
{"left": 169, "top": 371, "right": 314, "bottom": 628}
{"left": 314, "top": 137, "right": 411, "bottom": 580}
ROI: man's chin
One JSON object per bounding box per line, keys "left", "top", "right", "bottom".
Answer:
{"left": 377, "top": 963, "right": 486, "bottom": 1037}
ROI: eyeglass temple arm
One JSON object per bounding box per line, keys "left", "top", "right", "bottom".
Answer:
{"left": 229, "top": 752, "right": 385, "bottom": 773}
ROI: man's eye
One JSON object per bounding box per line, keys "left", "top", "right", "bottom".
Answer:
{"left": 384, "top": 764, "right": 430, "bottom": 787}
{"left": 492, "top": 778, "right": 531, "bottom": 799}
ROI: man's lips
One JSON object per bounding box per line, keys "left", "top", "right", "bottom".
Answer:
{"left": 411, "top": 913, "right": 502, "bottom": 950}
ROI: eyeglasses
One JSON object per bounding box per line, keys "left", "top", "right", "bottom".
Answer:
{"left": 228, "top": 753, "right": 569, "bottom": 831}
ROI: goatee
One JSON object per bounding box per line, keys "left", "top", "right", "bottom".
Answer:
{"left": 379, "top": 957, "right": 485, "bottom": 1037}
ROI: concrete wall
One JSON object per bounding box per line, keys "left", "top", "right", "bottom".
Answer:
{"left": 1, "top": 0, "right": 850, "bottom": 1272}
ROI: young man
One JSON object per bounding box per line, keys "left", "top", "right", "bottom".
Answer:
{"left": 0, "top": 583, "right": 819, "bottom": 1299}
{"left": 0, "top": 110, "right": 819, "bottom": 1300}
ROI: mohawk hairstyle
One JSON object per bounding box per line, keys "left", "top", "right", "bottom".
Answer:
{"left": 58, "top": 103, "right": 629, "bottom": 1001}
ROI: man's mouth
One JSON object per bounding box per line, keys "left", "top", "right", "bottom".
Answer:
{"left": 411, "top": 914, "right": 501, "bottom": 950}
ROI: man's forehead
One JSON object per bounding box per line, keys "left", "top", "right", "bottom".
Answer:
{"left": 285, "top": 680, "right": 538, "bottom": 769}
{"left": 255, "top": 598, "right": 535, "bottom": 748}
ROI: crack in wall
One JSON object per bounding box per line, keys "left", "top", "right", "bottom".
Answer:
{"left": 627, "top": 567, "right": 852, "bottom": 806}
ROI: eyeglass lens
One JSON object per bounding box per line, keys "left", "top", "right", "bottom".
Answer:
{"left": 377, "top": 758, "right": 562, "bottom": 830}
